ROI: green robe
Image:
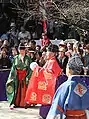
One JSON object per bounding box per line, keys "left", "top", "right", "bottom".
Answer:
{"left": 6, "top": 54, "right": 32, "bottom": 105}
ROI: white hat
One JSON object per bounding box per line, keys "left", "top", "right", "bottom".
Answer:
{"left": 59, "top": 40, "right": 66, "bottom": 46}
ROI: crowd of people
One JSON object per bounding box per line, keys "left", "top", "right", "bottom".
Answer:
{"left": 0, "top": 22, "right": 89, "bottom": 119}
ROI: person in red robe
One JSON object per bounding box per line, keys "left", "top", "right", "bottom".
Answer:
{"left": 25, "top": 44, "right": 62, "bottom": 118}
{"left": 25, "top": 44, "right": 62, "bottom": 103}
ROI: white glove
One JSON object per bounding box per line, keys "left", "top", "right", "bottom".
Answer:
{"left": 30, "top": 62, "right": 38, "bottom": 71}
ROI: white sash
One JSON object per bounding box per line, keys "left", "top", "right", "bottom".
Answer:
{"left": 85, "top": 110, "right": 89, "bottom": 119}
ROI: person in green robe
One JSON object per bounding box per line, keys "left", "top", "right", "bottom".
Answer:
{"left": 6, "top": 43, "right": 32, "bottom": 109}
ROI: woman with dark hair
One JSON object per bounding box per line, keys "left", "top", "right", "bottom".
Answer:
{"left": 83, "top": 44, "right": 89, "bottom": 75}
{"left": 0, "top": 46, "right": 12, "bottom": 69}
{"left": 9, "top": 46, "right": 19, "bottom": 63}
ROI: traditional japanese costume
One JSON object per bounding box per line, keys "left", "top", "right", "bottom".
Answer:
{"left": 25, "top": 44, "right": 63, "bottom": 119}
{"left": 40, "top": 74, "right": 68, "bottom": 119}
{"left": 25, "top": 57, "right": 62, "bottom": 105}
{"left": 6, "top": 54, "right": 32, "bottom": 107}
{"left": 46, "top": 75, "right": 89, "bottom": 119}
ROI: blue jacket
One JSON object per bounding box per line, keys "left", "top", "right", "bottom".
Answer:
{"left": 46, "top": 75, "right": 89, "bottom": 119}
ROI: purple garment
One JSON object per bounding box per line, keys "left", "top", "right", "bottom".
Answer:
{"left": 83, "top": 76, "right": 89, "bottom": 87}
{"left": 39, "top": 74, "right": 68, "bottom": 118}
{"left": 0, "top": 70, "right": 10, "bottom": 101}
{"left": 55, "top": 74, "right": 68, "bottom": 91}
{"left": 40, "top": 105, "right": 51, "bottom": 119}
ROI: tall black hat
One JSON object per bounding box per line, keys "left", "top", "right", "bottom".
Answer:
{"left": 18, "top": 43, "right": 25, "bottom": 50}
{"left": 47, "top": 44, "right": 59, "bottom": 52}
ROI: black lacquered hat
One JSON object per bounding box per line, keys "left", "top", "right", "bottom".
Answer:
{"left": 47, "top": 44, "right": 59, "bottom": 52}
{"left": 18, "top": 43, "right": 25, "bottom": 50}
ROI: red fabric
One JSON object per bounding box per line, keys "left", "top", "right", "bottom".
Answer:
{"left": 66, "top": 114, "right": 87, "bottom": 119}
{"left": 15, "top": 70, "right": 27, "bottom": 107}
{"left": 41, "top": 38, "right": 50, "bottom": 47}
{"left": 43, "top": 20, "right": 47, "bottom": 33}
{"left": 17, "top": 70, "right": 26, "bottom": 80}
{"left": 25, "top": 58, "right": 62, "bottom": 105}
{"left": 66, "top": 110, "right": 85, "bottom": 116}
{"left": 15, "top": 80, "right": 27, "bottom": 107}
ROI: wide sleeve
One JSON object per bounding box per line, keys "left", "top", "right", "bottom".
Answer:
{"left": 25, "top": 56, "right": 32, "bottom": 83}
{"left": 43, "top": 59, "right": 62, "bottom": 80}
{"left": 6, "top": 57, "right": 17, "bottom": 104}
{"left": 46, "top": 82, "right": 70, "bottom": 119}
{"left": 6, "top": 57, "right": 17, "bottom": 84}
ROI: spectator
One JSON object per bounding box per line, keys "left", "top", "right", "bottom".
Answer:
{"left": 41, "top": 33, "right": 51, "bottom": 51}
{"left": 7, "top": 22, "right": 19, "bottom": 47}
{"left": 83, "top": 44, "right": 89, "bottom": 75}
{"left": 27, "top": 49, "right": 36, "bottom": 62}
{"left": 0, "top": 46, "right": 12, "bottom": 69}
{"left": 0, "top": 39, "right": 3, "bottom": 50}
{"left": 2, "top": 40, "right": 10, "bottom": 55}
{"left": 72, "top": 42, "right": 84, "bottom": 59}
{"left": 65, "top": 43, "right": 73, "bottom": 58}
{"left": 28, "top": 40, "right": 36, "bottom": 51}
{"left": 2, "top": 39, "right": 10, "bottom": 48}
{"left": 36, "top": 45, "right": 41, "bottom": 51}
{"left": 59, "top": 40, "right": 66, "bottom": 49}
{"left": 26, "top": 41, "right": 36, "bottom": 61}
{"left": 39, "top": 51, "right": 47, "bottom": 67}
{"left": 35, "top": 51, "right": 42, "bottom": 66}
{"left": 9, "top": 46, "right": 18, "bottom": 63}
{"left": 58, "top": 47, "right": 68, "bottom": 74}
{"left": 1, "top": 34, "right": 8, "bottom": 42}
{"left": 18, "top": 26, "right": 31, "bottom": 43}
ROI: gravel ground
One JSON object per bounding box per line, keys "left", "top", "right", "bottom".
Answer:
{"left": 0, "top": 101, "right": 41, "bottom": 119}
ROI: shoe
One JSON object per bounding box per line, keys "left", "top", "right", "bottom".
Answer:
{"left": 24, "top": 103, "right": 31, "bottom": 109}
{"left": 32, "top": 104, "right": 37, "bottom": 107}
{"left": 9, "top": 104, "right": 15, "bottom": 110}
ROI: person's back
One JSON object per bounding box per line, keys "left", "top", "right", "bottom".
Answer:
{"left": 46, "top": 55, "right": 89, "bottom": 119}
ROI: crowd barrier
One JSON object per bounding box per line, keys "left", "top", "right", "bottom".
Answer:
{"left": 0, "top": 69, "right": 10, "bottom": 101}
{"left": 0, "top": 68, "right": 89, "bottom": 103}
